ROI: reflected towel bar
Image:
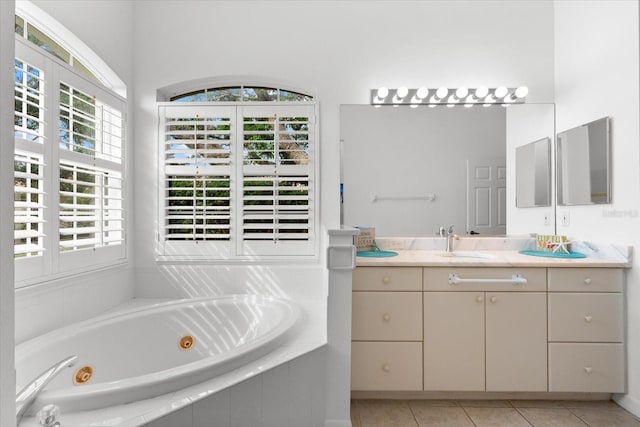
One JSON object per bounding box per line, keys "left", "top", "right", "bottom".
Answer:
{"left": 371, "top": 194, "right": 435, "bottom": 202}
{"left": 448, "top": 273, "right": 527, "bottom": 285}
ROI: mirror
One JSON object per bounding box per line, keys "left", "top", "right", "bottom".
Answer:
{"left": 340, "top": 103, "right": 555, "bottom": 236}
{"left": 516, "top": 137, "right": 551, "bottom": 207}
{"left": 557, "top": 117, "right": 610, "bottom": 205}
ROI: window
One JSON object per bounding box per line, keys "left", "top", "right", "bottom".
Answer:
{"left": 14, "top": 31, "right": 125, "bottom": 285}
{"left": 159, "top": 91, "right": 317, "bottom": 260}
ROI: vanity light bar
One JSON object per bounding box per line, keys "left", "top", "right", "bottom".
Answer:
{"left": 370, "top": 86, "right": 528, "bottom": 106}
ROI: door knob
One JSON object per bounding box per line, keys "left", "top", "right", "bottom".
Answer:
{"left": 490, "top": 296, "right": 498, "bottom": 303}
{"left": 476, "top": 296, "right": 484, "bottom": 303}
{"left": 382, "top": 276, "right": 390, "bottom": 284}
{"left": 382, "top": 364, "right": 391, "bottom": 372}
{"left": 584, "top": 367, "right": 593, "bottom": 374}
{"left": 585, "top": 315, "right": 593, "bottom": 323}
{"left": 382, "top": 313, "right": 391, "bottom": 322}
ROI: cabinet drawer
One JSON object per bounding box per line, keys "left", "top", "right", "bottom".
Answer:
{"left": 548, "top": 268, "right": 623, "bottom": 292}
{"left": 351, "top": 342, "right": 423, "bottom": 391}
{"left": 352, "top": 292, "right": 422, "bottom": 341}
{"left": 549, "top": 343, "right": 624, "bottom": 392}
{"left": 424, "top": 267, "right": 546, "bottom": 292}
{"left": 353, "top": 267, "right": 422, "bottom": 291}
{"left": 549, "top": 293, "right": 623, "bottom": 342}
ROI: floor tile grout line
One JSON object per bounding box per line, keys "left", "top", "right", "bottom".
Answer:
{"left": 459, "top": 405, "right": 479, "bottom": 427}
{"left": 565, "top": 407, "right": 594, "bottom": 427}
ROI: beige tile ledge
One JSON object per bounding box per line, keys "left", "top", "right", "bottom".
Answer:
{"left": 355, "top": 249, "right": 631, "bottom": 268}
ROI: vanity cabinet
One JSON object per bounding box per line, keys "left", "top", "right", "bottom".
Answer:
{"left": 547, "top": 268, "right": 625, "bottom": 392}
{"left": 423, "top": 268, "right": 547, "bottom": 392}
{"left": 351, "top": 267, "right": 423, "bottom": 391}
{"left": 351, "top": 265, "right": 625, "bottom": 395}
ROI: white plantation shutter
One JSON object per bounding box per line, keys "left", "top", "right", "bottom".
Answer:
{"left": 14, "top": 151, "right": 45, "bottom": 257}
{"left": 240, "top": 105, "right": 315, "bottom": 256}
{"left": 57, "top": 71, "right": 124, "bottom": 258}
{"left": 159, "top": 103, "right": 317, "bottom": 258}
{"left": 14, "top": 35, "right": 126, "bottom": 285}
{"left": 160, "top": 105, "right": 235, "bottom": 256}
{"left": 58, "top": 162, "right": 123, "bottom": 251}
{"left": 14, "top": 47, "right": 47, "bottom": 271}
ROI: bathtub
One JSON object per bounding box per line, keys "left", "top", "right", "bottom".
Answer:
{"left": 15, "top": 294, "right": 300, "bottom": 415}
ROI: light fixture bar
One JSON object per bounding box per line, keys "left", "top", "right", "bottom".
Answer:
{"left": 370, "top": 86, "right": 528, "bottom": 106}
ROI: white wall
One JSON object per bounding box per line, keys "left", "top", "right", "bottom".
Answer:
{"left": 13, "top": 0, "right": 137, "bottom": 339}
{"left": 506, "top": 103, "right": 556, "bottom": 236}
{"left": 0, "top": 1, "right": 16, "bottom": 425}
{"left": 552, "top": 0, "right": 640, "bottom": 415}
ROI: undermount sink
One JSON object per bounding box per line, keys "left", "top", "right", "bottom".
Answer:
{"left": 437, "top": 251, "right": 497, "bottom": 259}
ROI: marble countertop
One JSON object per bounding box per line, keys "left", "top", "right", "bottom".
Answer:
{"left": 356, "top": 250, "right": 631, "bottom": 268}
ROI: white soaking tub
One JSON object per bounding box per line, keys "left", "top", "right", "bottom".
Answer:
{"left": 15, "top": 295, "right": 300, "bottom": 415}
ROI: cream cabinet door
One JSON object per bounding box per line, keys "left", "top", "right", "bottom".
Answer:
{"left": 485, "top": 292, "right": 547, "bottom": 391}
{"left": 424, "top": 292, "right": 485, "bottom": 391}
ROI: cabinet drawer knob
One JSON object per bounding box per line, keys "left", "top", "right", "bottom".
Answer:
{"left": 382, "top": 363, "right": 391, "bottom": 373}
{"left": 382, "top": 313, "right": 391, "bottom": 322}
{"left": 476, "top": 296, "right": 484, "bottom": 303}
{"left": 584, "top": 367, "right": 593, "bottom": 374}
{"left": 585, "top": 315, "right": 593, "bottom": 323}
{"left": 382, "top": 276, "right": 391, "bottom": 284}
{"left": 490, "top": 296, "right": 498, "bottom": 303}
{"left": 584, "top": 278, "right": 592, "bottom": 285}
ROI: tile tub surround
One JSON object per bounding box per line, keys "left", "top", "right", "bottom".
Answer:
{"left": 18, "top": 297, "right": 326, "bottom": 427}
{"left": 350, "top": 399, "right": 640, "bottom": 427}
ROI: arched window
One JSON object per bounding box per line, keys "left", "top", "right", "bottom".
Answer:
{"left": 158, "top": 84, "right": 318, "bottom": 260}
{"left": 13, "top": 2, "right": 126, "bottom": 286}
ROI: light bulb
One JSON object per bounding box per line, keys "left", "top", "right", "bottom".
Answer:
{"left": 494, "top": 86, "right": 508, "bottom": 99}
{"left": 416, "top": 87, "right": 429, "bottom": 99}
{"left": 455, "top": 87, "right": 469, "bottom": 99}
{"left": 475, "top": 86, "right": 489, "bottom": 99}
{"left": 515, "top": 86, "right": 529, "bottom": 98}
{"left": 377, "top": 87, "right": 389, "bottom": 99}
{"left": 396, "top": 86, "right": 409, "bottom": 99}
{"left": 436, "top": 87, "right": 448, "bottom": 100}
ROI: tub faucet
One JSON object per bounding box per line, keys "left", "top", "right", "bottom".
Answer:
{"left": 445, "top": 225, "right": 457, "bottom": 252}
{"left": 16, "top": 355, "right": 78, "bottom": 425}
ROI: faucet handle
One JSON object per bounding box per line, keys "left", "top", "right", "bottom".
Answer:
{"left": 37, "top": 404, "right": 60, "bottom": 426}
{"left": 447, "top": 225, "right": 454, "bottom": 235}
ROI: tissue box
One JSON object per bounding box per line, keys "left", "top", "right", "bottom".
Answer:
{"left": 354, "top": 227, "right": 375, "bottom": 251}
{"left": 536, "top": 234, "right": 569, "bottom": 253}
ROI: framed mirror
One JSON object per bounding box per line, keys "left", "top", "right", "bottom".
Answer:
{"left": 516, "top": 137, "right": 551, "bottom": 208}
{"left": 557, "top": 117, "right": 610, "bottom": 205}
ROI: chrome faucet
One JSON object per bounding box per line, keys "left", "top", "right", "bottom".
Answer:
{"left": 445, "top": 224, "right": 456, "bottom": 252}
{"left": 16, "top": 355, "right": 78, "bottom": 425}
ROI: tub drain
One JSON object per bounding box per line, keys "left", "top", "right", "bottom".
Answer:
{"left": 73, "top": 366, "right": 93, "bottom": 385}
{"left": 179, "top": 335, "right": 195, "bottom": 350}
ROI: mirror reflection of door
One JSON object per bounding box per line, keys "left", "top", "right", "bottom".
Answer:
{"left": 466, "top": 158, "right": 507, "bottom": 235}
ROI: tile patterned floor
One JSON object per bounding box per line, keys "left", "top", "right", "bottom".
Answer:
{"left": 351, "top": 399, "right": 640, "bottom": 427}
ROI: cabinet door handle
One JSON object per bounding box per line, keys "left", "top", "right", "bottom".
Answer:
{"left": 382, "top": 363, "right": 391, "bottom": 373}
{"left": 584, "top": 367, "right": 593, "bottom": 374}
{"left": 490, "top": 296, "right": 498, "bottom": 303}
{"left": 585, "top": 315, "right": 593, "bottom": 323}
{"left": 584, "top": 277, "right": 592, "bottom": 285}
{"left": 382, "top": 313, "right": 391, "bottom": 322}
{"left": 476, "top": 296, "right": 484, "bottom": 303}
{"left": 382, "top": 276, "right": 391, "bottom": 285}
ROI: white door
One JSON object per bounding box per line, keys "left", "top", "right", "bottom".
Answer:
{"left": 466, "top": 158, "right": 506, "bottom": 235}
